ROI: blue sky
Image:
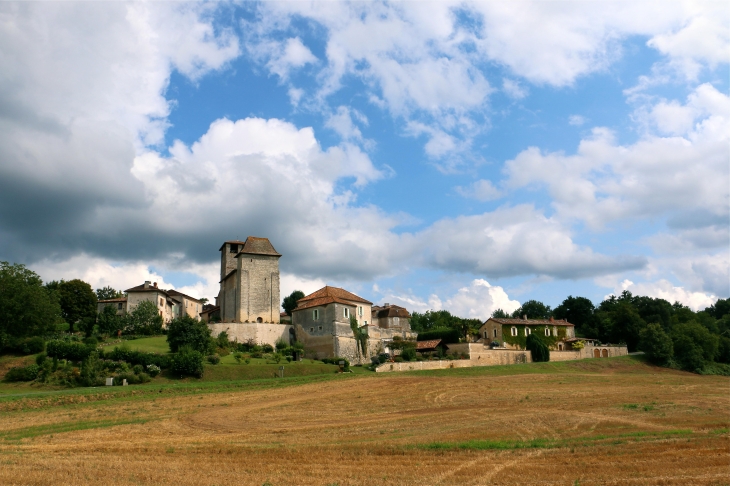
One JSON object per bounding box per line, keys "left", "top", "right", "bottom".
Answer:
{"left": 1, "top": 1, "right": 727, "bottom": 315}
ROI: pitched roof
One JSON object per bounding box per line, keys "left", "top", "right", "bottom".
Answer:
{"left": 416, "top": 339, "right": 442, "bottom": 350}
{"left": 237, "top": 236, "right": 281, "bottom": 257}
{"left": 486, "top": 317, "right": 574, "bottom": 327}
{"left": 297, "top": 286, "right": 372, "bottom": 305}
{"left": 125, "top": 283, "right": 168, "bottom": 295}
{"left": 372, "top": 304, "right": 411, "bottom": 319}
{"left": 166, "top": 289, "right": 201, "bottom": 302}
{"left": 294, "top": 296, "right": 358, "bottom": 311}
{"left": 98, "top": 297, "right": 127, "bottom": 303}
{"left": 219, "top": 240, "right": 247, "bottom": 251}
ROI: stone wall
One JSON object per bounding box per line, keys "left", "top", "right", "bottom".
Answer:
{"left": 237, "top": 253, "right": 280, "bottom": 323}
{"left": 208, "top": 322, "right": 292, "bottom": 347}
{"left": 376, "top": 359, "right": 474, "bottom": 372}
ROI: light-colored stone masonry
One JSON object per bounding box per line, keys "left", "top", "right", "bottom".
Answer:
{"left": 376, "top": 343, "right": 628, "bottom": 372}
{"left": 208, "top": 322, "right": 293, "bottom": 347}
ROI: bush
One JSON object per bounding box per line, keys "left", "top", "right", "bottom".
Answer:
{"left": 166, "top": 315, "right": 212, "bottom": 354}
{"left": 233, "top": 352, "right": 243, "bottom": 364}
{"left": 35, "top": 352, "right": 47, "bottom": 365}
{"left": 401, "top": 347, "right": 416, "bottom": 361}
{"left": 216, "top": 331, "right": 230, "bottom": 349}
{"left": 417, "top": 328, "right": 461, "bottom": 344}
{"left": 113, "top": 372, "right": 151, "bottom": 385}
{"left": 83, "top": 336, "right": 98, "bottom": 347}
{"left": 171, "top": 346, "right": 204, "bottom": 378}
{"left": 526, "top": 334, "right": 550, "bottom": 362}
{"left": 321, "top": 357, "right": 350, "bottom": 371}
{"left": 103, "top": 345, "right": 170, "bottom": 369}
{"left": 46, "top": 340, "right": 93, "bottom": 362}
{"left": 5, "top": 364, "right": 40, "bottom": 382}
{"left": 2, "top": 336, "right": 46, "bottom": 355}
{"left": 206, "top": 354, "right": 221, "bottom": 365}
{"left": 125, "top": 300, "right": 164, "bottom": 335}
{"left": 132, "top": 364, "right": 144, "bottom": 375}
{"left": 261, "top": 344, "right": 274, "bottom": 353}
{"left": 146, "top": 364, "right": 161, "bottom": 377}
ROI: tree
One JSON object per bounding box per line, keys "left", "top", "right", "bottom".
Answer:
{"left": 491, "top": 308, "right": 509, "bottom": 318}
{"left": 97, "top": 305, "right": 124, "bottom": 335}
{"left": 0, "top": 262, "right": 61, "bottom": 339}
{"left": 166, "top": 314, "right": 212, "bottom": 353}
{"left": 603, "top": 303, "right": 645, "bottom": 351}
{"left": 526, "top": 333, "right": 549, "bottom": 362}
{"left": 57, "top": 279, "right": 97, "bottom": 335}
{"left": 512, "top": 300, "right": 551, "bottom": 319}
{"left": 125, "top": 300, "right": 163, "bottom": 335}
{"left": 671, "top": 322, "right": 719, "bottom": 369}
{"left": 639, "top": 323, "right": 674, "bottom": 365}
{"left": 96, "top": 286, "right": 123, "bottom": 301}
{"left": 553, "top": 296, "right": 596, "bottom": 332}
{"left": 706, "top": 298, "right": 730, "bottom": 320}
{"left": 282, "top": 290, "right": 305, "bottom": 316}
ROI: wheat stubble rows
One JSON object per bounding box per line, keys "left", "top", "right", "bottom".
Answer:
{"left": 0, "top": 361, "right": 728, "bottom": 485}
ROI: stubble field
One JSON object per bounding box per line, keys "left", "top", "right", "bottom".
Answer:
{"left": 0, "top": 357, "right": 728, "bottom": 485}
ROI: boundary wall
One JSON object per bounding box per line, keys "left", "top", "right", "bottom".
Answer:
{"left": 207, "top": 322, "right": 292, "bottom": 347}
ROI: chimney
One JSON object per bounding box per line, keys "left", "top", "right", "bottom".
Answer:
{"left": 549, "top": 316, "right": 554, "bottom": 322}
{"left": 523, "top": 314, "right": 527, "bottom": 321}
{"left": 153, "top": 282, "right": 158, "bottom": 288}
{"left": 384, "top": 303, "right": 390, "bottom": 307}
{"left": 144, "top": 281, "right": 151, "bottom": 289}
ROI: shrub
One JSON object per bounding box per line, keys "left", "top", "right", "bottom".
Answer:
{"left": 233, "top": 352, "right": 243, "bottom": 364}
{"left": 526, "top": 334, "right": 550, "bottom": 362}
{"left": 206, "top": 354, "right": 221, "bottom": 365}
{"left": 216, "top": 331, "right": 230, "bottom": 349}
{"left": 171, "top": 346, "right": 204, "bottom": 378}
{"left": 125, "top": 300, "right": 164, "bottom": 335}
{"left": 261, "top": 344, "right": 274, "bottom": 353}
{"left": 244, "top": 358, "right": 251, "bottom": 365}
{"left": 401, "top": 347, "right": 416, "bottom": 361}
{"left": 83, "top": 336, "right": 98, "bottom": 347}
{"left": 166, "top": 315, "right": 212, "bottom": 354}
{"left": 394, "top": 357, "right": 404, "bottom": 363}
{"left": 103, "top": 346, "right": 170, "bottom": 369}
{"left": 251, "top": 351, "right": 263, "bottom": 359}
{"left": 417, "top": 328, "right": 461, "bottom": 344}
{"left": 5, "top": 364, "right": 40, "bottom": 382}
{"left": 2, "top": 336, "right": 46, "bottom": 355}
{"left": 46, "top": 340, "right": 93, "bottom": 362}
{"left": 146, "top": 364, "right": 161, "bottom": 377}
{"left": 35, "top": 352, "right": 47, "bottom": 365}
{"left": 132, "top": 364, "right": 144, "bottom": 375}
{"left": 286, "top": 356, "right": 292, "bottom": 363}
{"left": 113, "top": 372, "right": 150, "bottom": 385}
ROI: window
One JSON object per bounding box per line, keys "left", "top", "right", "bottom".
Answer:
{"left": 159, "top": 298, "right": 163, "bottom": 306}
{"left": 117, "top": 303, "right": 123, "bottom": 310}
{"left": 545, "top": 328, "right": 551, "bottom": 337}
{"left": 493, "top": 329, "right": 497, "bottom": 338}
{"left": 310, "top": 327, "right": 314, "bottom": 332}
{"left": 484, "top": 331, "right": 488, "bottom": 339}
{"left": 364, "top": 320, "right": 367, "bottom": 325}
{"left": 511, "top": 327, "right": 517, "bottom": 336}
{"left": 229, "top": 244, "right": 238, "bottom": 253}
{"left": 318, "top": 326, "right": 323, "bottom": 331}
{"left": 525, "top": 327, "right": 531, "bottom": 335}
{"left": 344, "top": 308, "right": 350, "bottom": 318}
{"left": 313, "top": 309, "right": 319, "bottom": 320}
{"left": 358, "top": 306, "right": 363, "bottom": 316}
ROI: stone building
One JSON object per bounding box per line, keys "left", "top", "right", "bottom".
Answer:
{"left": 479, "top": 316, "right": 576, "bottom": 351}
{"left": 167, "top": 289, "right": 204, "bottom": 320}
{"left": 218, "top": 237, "right": 281, "bottom": 324}
{"left": 97, "top": 297, "right": 127, "bottom": 315}
{"left": 371, "top": 303, "right": 411, "bottom": 331}
{"left": 207, "top": 237, "right": 291, "bottom": 347}
{"left": 124, "top": 281, "right": 177, "bottom": 324}
{"left": 291, "top": 287, "right": 417, "bottom": 363}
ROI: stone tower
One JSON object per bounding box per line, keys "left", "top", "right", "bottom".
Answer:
{"left": 219, "top": 237, "right": 281, "bottom": 323}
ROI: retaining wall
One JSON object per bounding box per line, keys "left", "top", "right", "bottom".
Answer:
{"left": 207, "top": 322, "right": 292, "bottom": 347}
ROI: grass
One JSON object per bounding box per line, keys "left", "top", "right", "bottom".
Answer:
{"left": 117, "top": 335, "right": 170, "bottom": 354}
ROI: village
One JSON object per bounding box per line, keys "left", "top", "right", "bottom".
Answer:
{"left": 98, "top": 236, "right": 628, "bottom": 372}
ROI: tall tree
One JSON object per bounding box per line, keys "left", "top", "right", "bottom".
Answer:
{"left": 282, "top": 290, "right": 305, "bottom": 316}
{"left": 512, "top": 300, "right": 552, "bottom": 319}
{"left": 58, "top": 279, "right": 97, "bottom": 334}
{"left": 96, "top": 286, "right": 123, "bottom": 301}
{"left": 0, "top": 261, "right": 61, "bottom": 339}
{"left": 491, "top": 309, "right": 509, "bottom": 318}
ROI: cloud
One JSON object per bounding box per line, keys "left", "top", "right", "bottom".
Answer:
{"left": 610, "top": 279, "right": 717, "bottom": 312}
{"left": 568, "top": 115, "right": 587, "bottom": 126}
{"left": 264, "top": 37, "right": 318, "bottom": 80}
{"left": 455, "top": 179, "right": 503, "bottom": 201}
{"left": 502, "top": 78, "right": 527, "bottom": 99}
{"left": 441, "top": 279, "right": 521, "bottom": 319}
{"left": 325, "top": 106, "right": 367, "bottom": 142}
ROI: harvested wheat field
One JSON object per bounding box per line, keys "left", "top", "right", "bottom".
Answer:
{"left": 0, "top": 357, "right": 728, "bottom": 485}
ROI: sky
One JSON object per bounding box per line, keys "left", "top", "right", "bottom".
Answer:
{"left": 0, "top": 1, "right": 728, "bottom": 317}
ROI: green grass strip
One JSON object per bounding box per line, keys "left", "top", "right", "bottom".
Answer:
{"left": 0, "top": 417, "right": 150, "bottom": 441}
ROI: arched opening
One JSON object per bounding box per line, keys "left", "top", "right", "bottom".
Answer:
{"left": 558, "top": 343, "right": 563, "bottom": 351}
{"left": 602, "top": 349, "right": 609, "bottom": 357}
{"left": 593, "top": 349, "right": 600, "bottom": 358}
{"left": 256, "top": 317, "right": 263, "bottom": 323}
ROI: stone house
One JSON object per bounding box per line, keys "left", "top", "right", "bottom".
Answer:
{"left": 124, "top": 281, "right": 177, "bottom": 324}
{"left": 371, "top": 303, "right": 412, "bottom": 331}
{"left": 291, "top": 287, "right": 417, "bottom": 363}
{"left": 479, "top": 316, "right": 576, "bottom": 351}
{"left": 97, "top": 297, "right": 127, "bottom": 315}
{"left": 167, "top": 289, "right": 204, "bottom": 320}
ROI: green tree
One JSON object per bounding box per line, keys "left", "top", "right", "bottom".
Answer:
{"left": 125, "top": 300, "right": 163, "bottom": 335}
{"left": 491, "top": 308, "right": 509, "bottom": 318}
{"left": 166, "top": 314, "right": 212, "bottom": 353}
{"left": 0, "top": 262, "right": 61, "bottom": 339}
{"left": 706, "top": 298, "right": 730, "bottom": 320}
{"left": 671, "top": 321, "right": 719, "bottom": 371}
{"left": 552, "top": 296, "right": 596, "bottom": 334}
{"left": 512, "top": 300, "right": 552, "bottom": 319}
{"left": 97, "top": 304, "right": 124, "bottom": 335}
{"left": 95, "top": 286, "right": 123, "bottom": 301}
{"left": 603, "top": 303, "right": 646, "bottom": 351}
{"left": 282, "top": 290, "right": 305, "bottom": 316}
{"left": 57, "top": 279, "right": 97, "bottom": 335}
{"left": 526, "top": 333, "right": 549, "bottom": 362}
{"left": 639, "top": 323, "right": 674, "bottom": 365}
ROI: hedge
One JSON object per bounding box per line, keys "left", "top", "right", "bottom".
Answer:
{"left": 416, "top": 328, "right": 461, "bottom": 344}
{"left": 46, "top": 340, "right": 93, "bottom": 361}
{"left": 5, "top": 364, "right": 40, "bottom": 382}
{"left": 103, "top": 348, "right": 170, "bottom": 369}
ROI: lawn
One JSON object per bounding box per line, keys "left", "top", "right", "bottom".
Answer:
{"left": 0, "top": 356, "right": 727, "bottom": 485}
{"left": 111, "top": 335, "right": 170, "bottom": 354}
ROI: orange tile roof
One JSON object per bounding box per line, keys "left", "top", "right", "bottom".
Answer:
{"left": 294, "top": 296, "right": 357, "bottom": 311}
{"left": 297, "top": 286, "right": 372, "bottom": 305}
{"left": 98, "top": 297, "right": 127, "bottom": 303}
{"left": 416, "top": 339, "right": 442, "bottom": 350}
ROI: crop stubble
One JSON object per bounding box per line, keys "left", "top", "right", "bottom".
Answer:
{"left": 0, "top": 359, "right": 728, "bottom": 485}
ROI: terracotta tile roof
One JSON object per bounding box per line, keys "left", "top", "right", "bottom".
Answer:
{"left": 294, "top": 296, "right": 357, "bottom": 311}
{"left": 372, "top": 304, "right": 411, "bottom": 319}
{"left": 167, "top": 289, "right": 201, "bottom": 302}
{"left": 125, "top": 283, "right": 168, "bottom": 295}
{"left": 98, "top": 297, "right": 127, "bottom": 303}
{"left": 237, "top": 236, "right": 281, "bottom": 257}
{"left": 416, "top": 339, "right": 442, "bottom": 350}
{"left": 486, "top": 317, "right": 574, "bottom": 326}
{"left": 297, "top": 286, "right": 372, "bottom": 305}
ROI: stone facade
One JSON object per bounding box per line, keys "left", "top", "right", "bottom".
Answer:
{"left": 208, "top": 322, "right": 293, "bottom": 347}
{"left": 479, "top": 317, "right": 576, "bottom": 350}
{"left": 125, "top": 282, "right": 176, "bottom": 324}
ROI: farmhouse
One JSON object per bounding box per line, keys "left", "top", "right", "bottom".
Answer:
{"left": 291, "top": 287, "right": 417, "bottom": 363}
{"left": 479, "top": 316, "right": 576, "bottom": 351}
{"left": 97, "top": 282, "right": 204, "bottom": 325}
